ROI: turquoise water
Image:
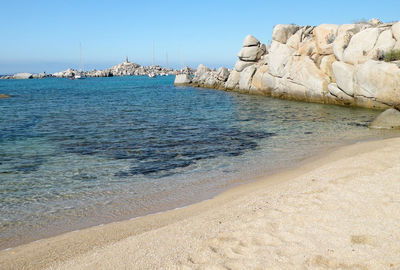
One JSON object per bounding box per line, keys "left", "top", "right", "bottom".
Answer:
{"left": 0, "top": 76, "right": 399, "bottom": 249}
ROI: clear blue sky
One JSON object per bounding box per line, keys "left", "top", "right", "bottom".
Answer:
{"left": 1, "top": 0, "right": 399, "bottom": 74}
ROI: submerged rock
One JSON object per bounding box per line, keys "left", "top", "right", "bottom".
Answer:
{"left": 370, "top": 108, "right": 400, "bottom": 129}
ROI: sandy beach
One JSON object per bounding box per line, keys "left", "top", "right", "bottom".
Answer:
{"left": 1, "top": 137, "right": 400, "bottom": 269}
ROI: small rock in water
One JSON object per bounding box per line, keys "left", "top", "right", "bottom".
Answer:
{"left": 13, "top": 72, "right": 33, "bottom": 79}
{"left": 369, "top": 108, "right": 400, "bottom": 129}
{"left": 174, "top": 74, "right": 192, "bottom": 86}
{"left": 0, "top": 94, "right": 11, "bottom": 99}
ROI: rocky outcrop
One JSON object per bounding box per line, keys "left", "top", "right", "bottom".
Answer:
{"left": 53, "top": 68, "right": 78, "bottom": 78}
{"left": 52, "top": 62, "right": 180, "bottom": 78}
{"left": 2, "top": 61, "right": 191, "bottom": 79}
{"left": 183, "top": 64, "right": 229, "bottom": 89}
{"left": 174, "top": 74, "right": 192, "bottom": 86}
{"left": 353, "top": 60, "right": 400, "bottom": 108}
{"left": 13, "top": 73, "right": 33, "bottom": 79}
{"left": 180, "top": 38, "right": 262, "bottom": 89}
{"left": 184, "top": 19, "right": 400, "bottom": 110}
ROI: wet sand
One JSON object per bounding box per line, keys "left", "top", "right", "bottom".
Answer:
{"left": 1, "top": 137, "right": 400, "bottom": 269}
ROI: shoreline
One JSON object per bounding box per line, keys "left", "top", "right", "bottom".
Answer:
{"left": 2, "top": 136, "right": 400, "bottom": 269}
{"left": 0, "top": 132, "right": 384, "bottom": 251}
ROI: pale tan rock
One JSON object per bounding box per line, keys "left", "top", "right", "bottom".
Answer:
{"left": 251, "top": 65, "right": 276, "bottom": 94}
{"left": 238, "top": 46, "right": 262, "bottom": 61}
{"left": 203, "top": 74, "right": 219, "bottom": 88}
{"left": 259, "top": 43, "right": 267, "bottom": 55}
{"left": 332, "top": 61, "right": 355, "bottom": 96}
{"left": 272, "top": 24, "right": 300, "bottom": 44}
{"left": 268, "top": 41, "right": 295, "bottom": 77}
{"left": 272, "top": 77, "right": 308, "bottom": 100}
{"left": 234, "top": 60, "right": 254, "bottom": 72}
{"left": 216, "top": 67, "right": 230, "bottom": 82}
{"left": 372, "top": 29, "right": 396, "bottom": 57}
{"left": 354, "top": 60, "right": 400, "bottom": 107}
{"left": 297, "top": 38, "right": 317, "bottom": 56}
{"left": 328, "top": 83, "right": 354, "bottom": 104}
{"left": 238, "top": 66, "right": 257, "bottom": 91}
{"left": 174, "top": 74, "right": 192, "bottom": 85}
{"left": 195, "top": 64, "right": 209, "bottom": 77}
{"left": 313, "top": 24, "right": 339, "bottom": 55}
{"left": 391, "top": 21, "right": 400, "bottom": 41}
{"left": 197, "top": 71, "right": 212, "bottom": 83}
{"left": 333, "top": 24, "right": 359, "bottom": 61}
{"left": 310, "top": 53, "right": 324, "bottom": 68}
{"left": 225, "top": 70, "right": 241, "bottom": 90}
{"left": 394, "top": 40, "right": 400, "bottom": 50}
{"left": 13, "top": 72, "right": 33, "bottom": 79}
{"left": 370, "top": 108, "right": 400, "bottom": 129}
{"left": 242, "top": 35, "right": 260, "bottom": 47}
{"left": 343, "top": 28, "right": 380, "bottom": 64}
{"left": 320, "top": 55, "right": 337, "bottom": 82}
{"left": 286, "top": 29, "right": 302, "bottom": 50}
{"left": 284, "top": 55, "right": 330, "bottom": 97}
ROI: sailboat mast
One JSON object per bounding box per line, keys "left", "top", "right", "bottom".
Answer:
{"left": 152, "top": 41, "right": 155, "bottom": 66}
{"left": 79, "top": 43, "right": 83, "bottom": 72}
{"left": 166, "top": 52, "right": 168, "bottom": 69}
{"left": 180, "top": 47, "right": 184, "bottom": 68}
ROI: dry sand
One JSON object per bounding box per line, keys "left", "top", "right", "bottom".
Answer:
{"left": 1, "top": 137, "right": 400, "bottom": 269}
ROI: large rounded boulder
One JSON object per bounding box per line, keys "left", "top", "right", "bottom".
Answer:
{"left": 370, "top": 109, "right": 400, "bottom": 129}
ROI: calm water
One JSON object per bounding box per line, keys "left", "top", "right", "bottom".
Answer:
{"left": 0, "top": 76, "right": 399, "bottom": 249}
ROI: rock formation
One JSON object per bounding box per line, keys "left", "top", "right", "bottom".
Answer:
{"left": 177, "top": 19, "right": 400, "bottom": 110}
{"left": 1, "top": 60, "right": 194, "bottom": 79}
{"left": 51, "top": 62, "right": 182, "bottom": 78}
{"left": 13, "top": 73, "right": 33, "bottom": 79}
{"left": 174, "top": 74, "right": 192, "bottom": 85}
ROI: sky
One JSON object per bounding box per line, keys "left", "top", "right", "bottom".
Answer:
{"left": 1, "top": 0, "right": 400, "bottom": 74}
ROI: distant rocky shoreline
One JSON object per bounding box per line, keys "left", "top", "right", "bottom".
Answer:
{"left": 176, "top": 18, "right": 400, "bottom": 112}
{"left": 0, "top": 61, "right": 195, "bottom": 79}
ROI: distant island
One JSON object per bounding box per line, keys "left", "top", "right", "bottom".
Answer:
{"left": 0, "top": 60, "right": 195, "bottom": 79}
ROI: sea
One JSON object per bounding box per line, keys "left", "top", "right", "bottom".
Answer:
{"left": 0, "top": 75, "right": 399, "bottom": 250}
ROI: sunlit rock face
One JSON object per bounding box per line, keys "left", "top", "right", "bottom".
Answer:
{"left": 186, "top": 19, "right": 400, "bottom": 110}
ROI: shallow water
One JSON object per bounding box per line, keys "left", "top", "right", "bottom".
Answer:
{"left": 0, "top": 76, "right": 399, "bottom": 249}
